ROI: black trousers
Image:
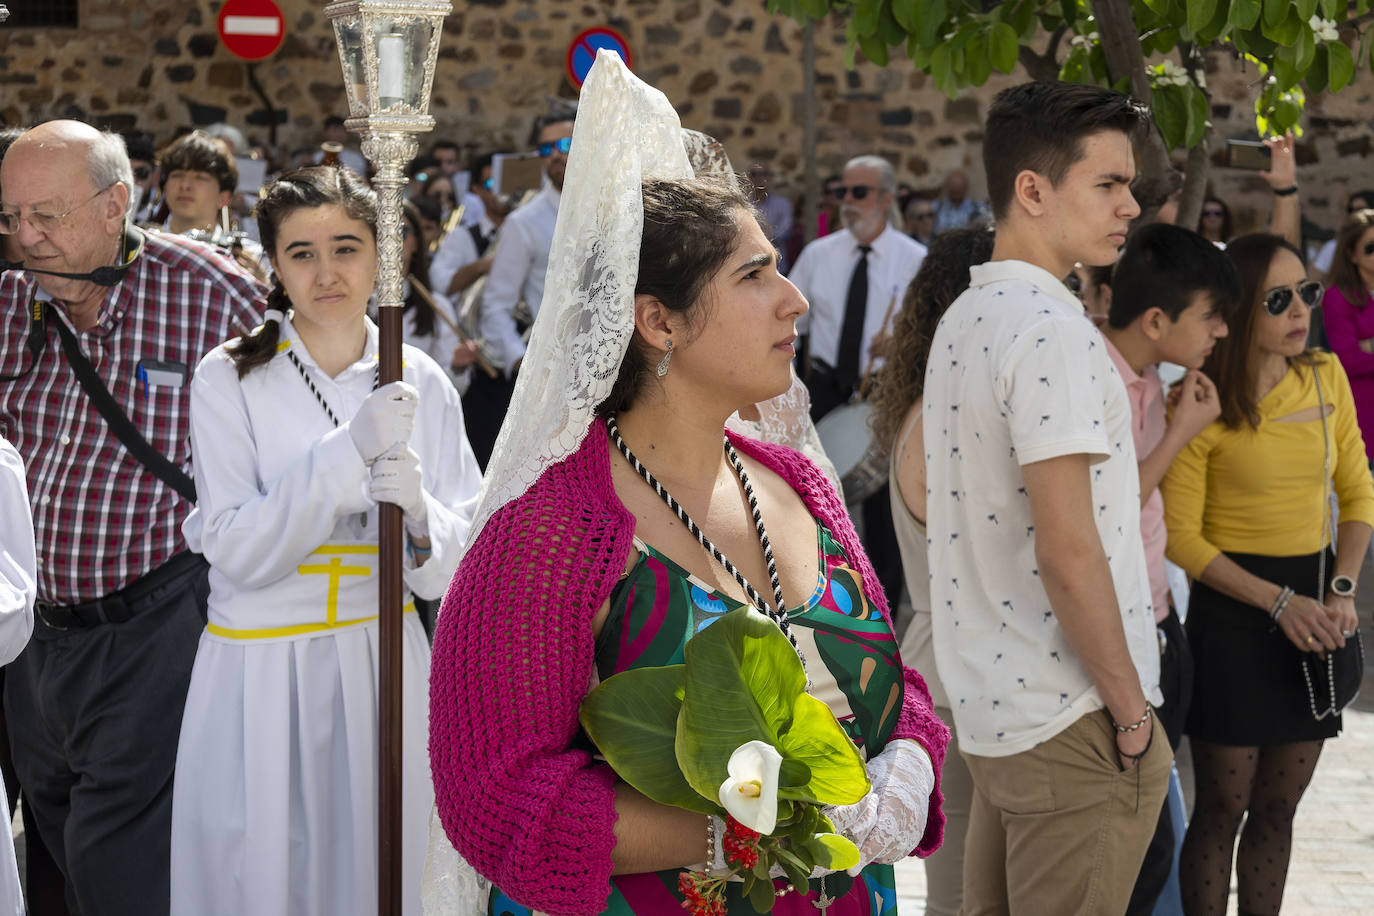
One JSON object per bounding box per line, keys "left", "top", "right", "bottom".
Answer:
{"left": 5, "top": 553, "right": 209, "bottom": 916}
{"left": 1125, "top": 605, "right": 1194, "bottom": 916}
{"left": 461, "top": 368, "right": 517, "bottom": 471}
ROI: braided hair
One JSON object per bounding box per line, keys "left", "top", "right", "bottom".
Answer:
{"left": 226, "top": 166, "right": 378, "bottom": 378}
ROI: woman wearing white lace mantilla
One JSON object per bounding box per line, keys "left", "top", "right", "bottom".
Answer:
{"left": 425, "top": 52, "right": 948, "bottom": 916}
{"left": 171, "top": 166, "right": 481, "bottom": 915}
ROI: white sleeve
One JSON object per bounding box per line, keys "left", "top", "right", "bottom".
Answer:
{"left": 823, "top": 739, "right": 935, "bottom": 873}
{"left": 429, "top": 227, "right": 479, "bottom": 299}
{"left": 479, "top": 219, "right": 534, "bottom": 375}
{"left": 0, "top": 441, "right": 34, "bottom": 667}
{"left": 1314, "top": 239, "right": 1336, "bottom": 275}
{"left": 186, "top": 351, "right": 373, "bottom": 590}
{"left": 402, "top": 366, "right": 482, "bottom": 600}
{"left": 1002, "top": 315, "right": 1111, "bottom": 466}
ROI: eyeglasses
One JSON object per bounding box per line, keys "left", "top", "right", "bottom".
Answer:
{"left": 833, "top": 185, "right": 880, "bottom": 201}
{"left": 537, "top": 137, "right": 572, "bottom": 157}
{"left": 1263, "top": 280, "right": 1323, "bottom": 316}
{"left": 0, "top": 184, "right": 114, "bottom": 235}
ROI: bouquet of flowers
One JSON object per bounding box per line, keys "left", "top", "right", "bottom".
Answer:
{"left": 579, "top": 606, "right": 871, "bottom": 914}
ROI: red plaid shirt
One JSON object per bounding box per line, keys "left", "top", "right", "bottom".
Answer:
{"left": 0, "top": 230, "right": 264, "bottom": 603}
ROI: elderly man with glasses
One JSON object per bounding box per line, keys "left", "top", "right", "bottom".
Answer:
{"left": 791, "top": 153, "right": 927, "bottom": 611}
{"left": 0, "top": 120, "right": 262, "bottom": 915}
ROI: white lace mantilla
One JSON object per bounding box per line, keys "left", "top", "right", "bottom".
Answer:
{"left": 463, "top": 50, "right": 693, "bottom": 551}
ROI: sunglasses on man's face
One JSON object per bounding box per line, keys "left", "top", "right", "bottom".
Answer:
{"left": 1263, "top": 280, "right": 1323, "bottom": 316}
{"left": 537, "top": 137, "right": 572, "bottom": 157}
{"left": 833, "top": 185, "right": 880, "bottom": 201}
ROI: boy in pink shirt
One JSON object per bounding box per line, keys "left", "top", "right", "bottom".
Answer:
{"left": 1097, "top": 222, "right": 1238, "bottom": 915}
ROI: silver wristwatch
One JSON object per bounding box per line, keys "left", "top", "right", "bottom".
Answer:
{"left": 1330, "top": 575, "right": 1357, "bottom": 598}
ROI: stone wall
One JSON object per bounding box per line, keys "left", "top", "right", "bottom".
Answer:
{"left": 2, "top": 0, "right": 1372, "bottom": 236}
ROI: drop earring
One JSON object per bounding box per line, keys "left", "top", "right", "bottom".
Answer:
{"left": 656, "top": 339, "right": 673, "bottom": 377}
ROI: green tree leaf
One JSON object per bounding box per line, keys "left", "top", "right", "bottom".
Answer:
{"left": 1262, "top": 0, "right": 1288, "bottom": 29}
{"left": 916, "top": 0, "right": 947, "bottom": 47}
{"left": 1187, "top": 0, "right": 1218, "bottom": 36}
{"left": 1184, "top": 81, "right": 1209, "bottom": 148}
{"left": 579, "top": 665, "right": 719, "bottom": 814}
{"left": 1327, "top": 39, "right": 1356, "bottom": 92}
{"left": 857, "top": 30, "right": 891, "bottom": 65}
{"left": 1295, "top": 0, "right": 1318, "bottom": 21}
{"left": 990, "top": 21, "right": 1019, "bottom": 73}
{"left": 854, "top": 0, "right": 881, "bottom": 36}
{"left": 1230, "top": 0, "right": 1262, "bottom": 30}
{"left": 748, "top": 873, "right": 776, "bottom": 913}
{"left": 1294, "top": 25, "right": 1317, "bottom": 72}
{"left": 1268, "top": 9, "right": 1304, "bottom": 46}
{"left": 891, "top": 0, "right": 917, "bottom": 33}
{"left": 966, "top": 31, "right": 993, "bottom": 85}
{"left": 1307, "top": 44, "right": 1330, "bottom": 93}
{"left": 1152, "top": 84, "right": 1188, "bottom": 150}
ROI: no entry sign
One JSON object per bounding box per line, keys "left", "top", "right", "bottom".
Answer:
{"left": 218, "top": 0, "right": 285, "bottom": 61}
{"left": 565, "top": 27, "right": 633, "bottom": 89}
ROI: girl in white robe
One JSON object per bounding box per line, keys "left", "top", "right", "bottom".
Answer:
{"left": 171, "top": 166, "right": 481, "bottom": 916}
{"left": 0, "top": 436, "right": 35, "bottom": 916}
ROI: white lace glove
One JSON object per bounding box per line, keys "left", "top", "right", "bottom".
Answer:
{"left": 368, "top": 447, "right": 429, "bottom": 538}
{"left": 348, "top": 382, "right": 418, "bottom": 464}
{"left": 822, "top": 739, "right": 935, "bottom": 875}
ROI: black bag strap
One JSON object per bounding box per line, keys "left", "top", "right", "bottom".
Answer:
{"left": 51, "top": 309, "right": 197, "bottom": 504}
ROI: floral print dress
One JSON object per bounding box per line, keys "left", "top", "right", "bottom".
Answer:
{"left": 488, "top": 523, "right": 905, "bottom": 916}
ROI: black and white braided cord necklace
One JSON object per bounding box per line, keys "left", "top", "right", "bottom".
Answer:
{"left": 285, "top": 348, "right": 380, "bottom": 428}
{"left": 607, "top": 415, "right": 807, "bottom": 676}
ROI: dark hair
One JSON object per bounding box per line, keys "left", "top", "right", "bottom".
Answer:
{"left": 596, "top": 176, "right": 756, "bottom": 417}
{"left": 1330, "top": 208, "right": 1374, "bottom": 306}
{"left": 1109, "top": 223, "right": 1240, "bottom": 329}
{"left": 1205, "top": 233, "right": 1316, "bottom": 428}
{"left": 324, "top": 115, "right": 347, "bottom": 129}
{"left": 159, "top": 131, "right": 238, "bottom": 193}
{"left": 411, "top": 192, "right": 442, "bottom": 227}
{"left": 402, "top": 200, "right": 435, "bottom": 339}
{"left": 983, "top": 81, "right": 1147, "bottom": 221}
{"left": 228, "top": 166, "right": 378, "bottom": 378}
{"left": 1346, "top": 189, "right": 1374, "bottom": 211}
{"left": 407, "top": 154, "right": 439, "bottom": 181}
{"left": 528, "top": 109, "right": 577, "bottom": 147}
{"left": 468, "top": 152, "right": 495, "bottom": 178}
{"left": 1196, "top": 195, "right": 1233, "bottom": 242}
{"left": 429, "top": 139, "right": 459, "bottom": 157}
{"left": 869, "top": 227, "right": 995, "bottom": 455}
{"left": 122, "top": 131, "right": 156, "bottom": 164}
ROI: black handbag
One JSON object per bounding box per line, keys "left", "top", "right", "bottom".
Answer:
{"left": 1303, "top": 364, "right": 1361, "bottom": 721}
{"left": 1302, "top": 629, "right": 1364, "bottom": 720}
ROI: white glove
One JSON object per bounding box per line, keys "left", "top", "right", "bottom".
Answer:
{"left": 823, "top": 739, "right": 935, "bottom": 875}
{"left": 368, "top": 447, "right": 428, "bottom": 537}
{"left": 348, "top": 382, "right": 418, "bottom": 464}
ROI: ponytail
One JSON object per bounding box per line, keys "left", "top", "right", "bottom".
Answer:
{"left": 228, "top": 280, "right": 288, "bottom": 378}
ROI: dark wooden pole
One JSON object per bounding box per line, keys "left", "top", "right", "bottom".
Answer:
{"left": 377, "top": 304, "right": 404, "bottom": 916}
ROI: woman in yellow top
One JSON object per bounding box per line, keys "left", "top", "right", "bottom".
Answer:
{"left": 1161, "top": 233, "right": 1372, "bottom": 916}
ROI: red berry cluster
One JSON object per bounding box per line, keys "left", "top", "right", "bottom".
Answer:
{"left": 723, "top": 816, "right": 762, "bottom": 870}
{"left": 677, "top": 870, "right": 726, "bottom": 916}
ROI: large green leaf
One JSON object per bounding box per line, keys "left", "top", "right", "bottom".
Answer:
{"left": 916, "top": 0, "right": 947, "bottom": 47}
{"left": 805, "top": 833, "right": 862, "bottom": 871}
{"left": 1327, "top": 39, "right": 1356, "bottom": 92}
{"left": 891, "top": 0, "right": 917, "bottom": 33}
{"left": 857, "top": 30, "right": 891, "bottom": 65}
{"left": 579, "top": 665, "right": 719, "bottom": 814}
{"left": 854, "top": 0, "right": 881, "bottom": 36}
{"left": 1151, "top": 84, "right": 1188, "bottom": 150}
{"left": 1184, "top": 82, "right": 1210, "bottom": 149}
{"left": 1230, "top": 0, "right": 1262, "bottom": 30}
{"left": 1307, "top": 45, "right": 1330, "bottom": 93}
{"left": 775, "top": 693, "right": 871, "bottom": 805}
{"left": 1268, "top": 9, "right": 1304, "bottom": 46}
{"left": 1262, "top": 0, "right": 1287, "bottom": 29}
{"left": 1295, "top": 0, "right": 1319, "bottom": 21}
{"left": 1294, "top": 26, "right": 1317, "bottom": 72}
{"left": 966, "top": 31, "right": 993, "bottom": 86}
{"left": 675, "top": 609, "right": 807, "bottom": 804}
{"left": 1187, "top": 0, "right": 1218, "bottom": 36}
{"left": 990, "top": 21, "right": 1019, "bottom": 74}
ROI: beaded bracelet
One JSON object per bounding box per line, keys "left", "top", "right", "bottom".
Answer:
{"left": 1270, "top": 585, "right": 1294, "bottom": 622}
{"left": 1113, "top": 705, "right": 1152, "bottom": 734}
{"left": 705, "top": 815, "right": 716, "bottom": 873}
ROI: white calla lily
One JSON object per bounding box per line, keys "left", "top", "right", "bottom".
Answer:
{"left": 717, "top": 740, "right": 783, "bottom": 835}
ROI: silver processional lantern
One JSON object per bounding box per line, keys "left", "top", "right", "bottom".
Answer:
{"left": 323, "top": 3, "right": 450, "bottom": 915}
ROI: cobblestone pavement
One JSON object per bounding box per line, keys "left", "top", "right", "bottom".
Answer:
{"left": 896, "top": 585, "right": 1374, "bottom": 915}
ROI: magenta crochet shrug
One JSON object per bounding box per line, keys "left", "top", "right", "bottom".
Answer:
{"left": 430, "top": 419, "right": 950, "bottom": 916}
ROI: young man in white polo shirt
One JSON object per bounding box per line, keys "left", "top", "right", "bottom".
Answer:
{"left": 925, "top": 80, "right": 1171, "bottom": 912}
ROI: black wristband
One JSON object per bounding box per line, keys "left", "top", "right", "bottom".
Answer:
{"left": 1116, "top": 722, "right": 1154, "bottom": 760}
{"left": 1273, "top": 185, "right": 1299, "bottom": 197}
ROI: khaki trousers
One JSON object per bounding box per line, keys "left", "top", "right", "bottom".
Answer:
{"left": 959, "top": 709, "right": 1172, "bottom": 916}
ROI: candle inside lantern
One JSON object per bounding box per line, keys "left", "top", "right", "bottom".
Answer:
{"left": 377, "top": 32, "right": 405, "bottom": 107}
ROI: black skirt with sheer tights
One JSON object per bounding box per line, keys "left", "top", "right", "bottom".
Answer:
{"left": 1184, "top": 549, "right": 1341, "bottom": 746}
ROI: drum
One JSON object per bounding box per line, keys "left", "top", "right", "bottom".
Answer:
{"left": 815, "top": 401, "right": 887, "bottom": 504}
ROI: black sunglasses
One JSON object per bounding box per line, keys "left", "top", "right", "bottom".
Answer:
{"left": 1363, "top": 240, "right": 1374, "bottom": 256}
{"left": 833, "top": 185, "right": 880, "bottom": 201}
{"left": 1264, "top": 280, "right": 1322, "bottom": 316}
